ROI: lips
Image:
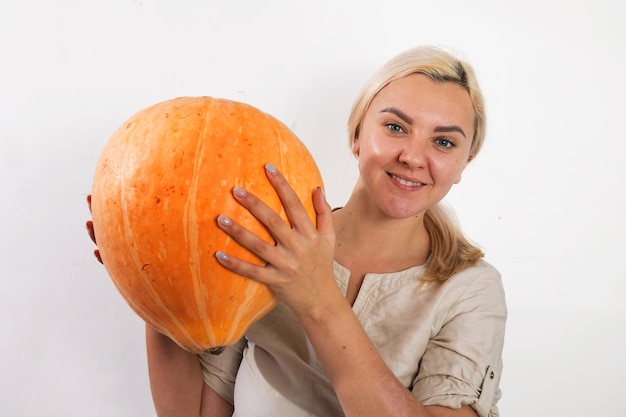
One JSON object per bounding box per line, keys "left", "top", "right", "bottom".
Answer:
{"left": 389, "top": 173, "right": 425, "bottom": 187}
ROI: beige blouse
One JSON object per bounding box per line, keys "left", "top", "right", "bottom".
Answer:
{"left": 200, "top": 259, "right": 507, "bottom": 417}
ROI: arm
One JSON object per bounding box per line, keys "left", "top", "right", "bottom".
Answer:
{"left": 214, "top": 166, "right": 478, "bottom": 417}
{"left": 87, "top": 196, "right": 234, "bottom": 417}
{"left": 294, "top": 288, "right": 478, "bottom": 417}
{"left": 146, "top": 325, "right": 233, "bottom": 417}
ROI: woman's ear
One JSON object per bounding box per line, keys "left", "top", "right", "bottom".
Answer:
{"left": 352, "top": 137, "right": 360, "bottom": 157}
{"left": 455, "top": 155, "right": 474, "bottom": 184}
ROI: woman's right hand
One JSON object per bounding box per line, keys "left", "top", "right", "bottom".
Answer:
{"left": 147, "top": 325, "right": 234, "bottom": 417}
{"left": 85, "top": 194, "right": 103, "bottom": 264}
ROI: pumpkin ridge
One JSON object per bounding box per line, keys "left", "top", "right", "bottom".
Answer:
{"left": 274, "top": 121, "right": 290, "bottom": 223}
{"left": 182, "top": 98, "right": 217, "bottom": 347}
{"left": 223, "top": 277, "right": 277, "bottom": 345}
{"left": 117, "top": 115, "right": 197, "bottom": 349}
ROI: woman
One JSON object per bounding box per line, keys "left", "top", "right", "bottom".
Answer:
{"left": 89, "top": 45, "right": 506, "bottom": 417}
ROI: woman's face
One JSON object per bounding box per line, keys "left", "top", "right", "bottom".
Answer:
{"left": 353, "top": 73, "right": 475, "bottom": 219}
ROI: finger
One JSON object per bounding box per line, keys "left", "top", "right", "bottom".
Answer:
{"left": 94, "top": 249, "right": 103, "bottom": 265}
{"left": 216, "top": 213, "right": 280, "bottom": 267}
{"left": 86, "top": 195, "right": 104, "bottom": 265}
{"left": 264, "top": 163, "right": 317, "bottom": 233}
{"left": 215, "top": 250, "right": 271, "bottom": 284}
{"left": 231, "top": 185, "right": 294, "bottom": 246}
{"left": 86, "top": 220, "right": 97, "bottom": 244}
{"left": 312, "top": 187, "right": 335, "bottom": 241}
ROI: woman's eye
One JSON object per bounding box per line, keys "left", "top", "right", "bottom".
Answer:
{"left": 385, "top": 122, "right": 406, "bottom": 134}
{"left": 435, "top": 138, "right": 456, "bottom": 148}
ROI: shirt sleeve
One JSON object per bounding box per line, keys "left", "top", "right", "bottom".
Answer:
{"left": 411, "top": 266, "right": 507, "bottom": 417}
{"left": 198, "top": 337, "right": 246, "bottom": 404}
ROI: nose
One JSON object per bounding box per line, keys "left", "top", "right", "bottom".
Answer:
{"left": 398, "top": 137, "right": 427, "bottom": 168}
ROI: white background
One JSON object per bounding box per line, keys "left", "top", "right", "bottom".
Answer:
{"left": 1, "top": 1, "right": 625, "bottom": 416}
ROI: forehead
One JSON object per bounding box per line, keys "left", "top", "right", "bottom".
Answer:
{"left": 370, "top": 74, "right": 474, "bottom": 127}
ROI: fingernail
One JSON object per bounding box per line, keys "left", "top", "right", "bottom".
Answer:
{"left": 217, "top": 215, "right": 232, "bottom": 226}
{"left": 265, "top": 163, "right": 278, "bottom": 174}
{"left": 215, "top": 251, "right": 229, "bottom": 261}
{"left": 233, "top": 186, "right": 247, "bottom": 198}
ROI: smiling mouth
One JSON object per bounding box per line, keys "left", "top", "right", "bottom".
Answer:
{"left": 390, "top": 174, "right": 425, "bottom": 187}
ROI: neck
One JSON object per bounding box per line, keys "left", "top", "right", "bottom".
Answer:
{"left": 333, "top": 189, "right": 431, "bottom": 273}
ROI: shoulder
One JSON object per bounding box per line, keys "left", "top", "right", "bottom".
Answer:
{"left": 438, "top": 259, "right": 507, "bottom": 315}
{"left": 446, "top": 259, "right": 503, "bottom": 292}
{"left": 455, "top": 258, "right": 501, "bottom": 279}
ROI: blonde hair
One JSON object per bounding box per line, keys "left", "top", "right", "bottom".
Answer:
{"left": 348, "top": 46, "right": 486, "bottom": 282}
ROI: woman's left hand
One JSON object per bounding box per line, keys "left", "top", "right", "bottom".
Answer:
{"left": 85, "top": 195, "right": 103, "bottom": 264}
{"left": 214, "top": 163, "right": 339, "bottom": 318}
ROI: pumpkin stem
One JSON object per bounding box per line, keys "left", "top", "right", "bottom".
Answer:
{"left": 206, "top": 346, "right": 226, "bottom": 355}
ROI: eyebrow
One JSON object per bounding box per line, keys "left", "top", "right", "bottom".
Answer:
{"left": 381, "top": 107, "right": 413, "bottom": 125}
{"left": 381, "top": 107, "right": 467, "bottom": 139}
{"left": 434, "top": 125, "right": 467, "bottom": 139}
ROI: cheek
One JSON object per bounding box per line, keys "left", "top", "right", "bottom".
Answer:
{"left": 432, "top": 156, "right": 468, "bottom": 183}
{"left": 358, "top": 133, "right": 402, "bottom": 161}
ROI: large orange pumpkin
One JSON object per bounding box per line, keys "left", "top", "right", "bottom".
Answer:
{"left": 90, "top": 96, "right": 323, "bottom": 354}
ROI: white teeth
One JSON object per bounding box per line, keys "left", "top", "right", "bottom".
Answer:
{"left": 391, "top": 174, "right": 423, "bottom": 187}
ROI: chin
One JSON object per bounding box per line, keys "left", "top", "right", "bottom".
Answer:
{"left": 381, "top": 202, "right": 427, "bottom": 220}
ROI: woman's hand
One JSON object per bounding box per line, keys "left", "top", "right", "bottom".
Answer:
{"left": 85, "top": 194, "right": 103, "bottom": 264}
{"left": 146, "top": 325, "right": 234, "bottom": 417}
{"left": 214, "top": 163, "right": 338, "bottom": 318}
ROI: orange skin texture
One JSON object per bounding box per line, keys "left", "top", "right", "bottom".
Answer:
{"left": 90, "top": 97, "right": 323, "bottom": 354}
